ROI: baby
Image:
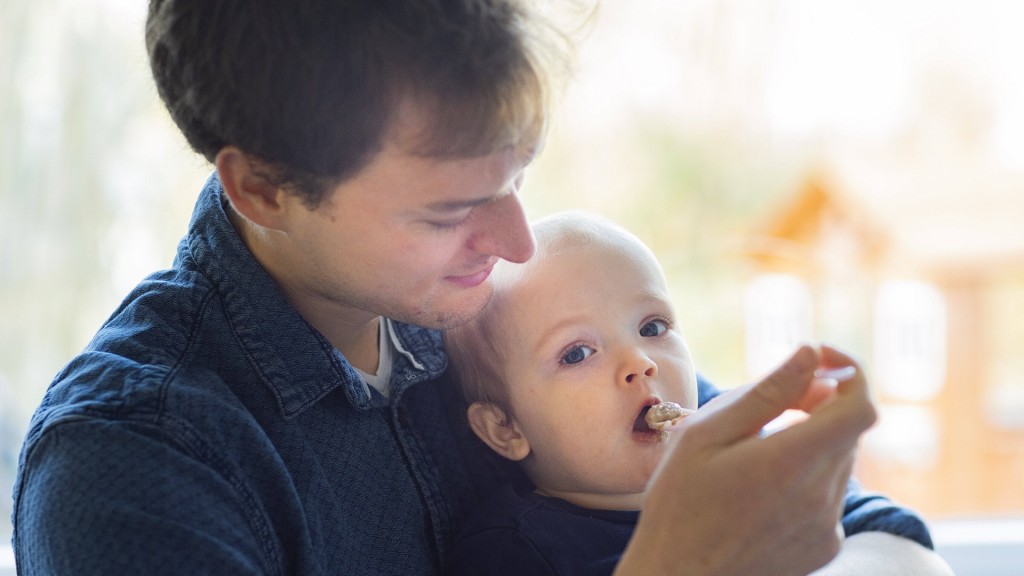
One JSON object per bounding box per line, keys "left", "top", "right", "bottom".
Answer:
{"left": 443, "top": 211, "right": 699, "bottom": 574}
{"left": 443, "top": 211, "right": 951, "bottom": 576}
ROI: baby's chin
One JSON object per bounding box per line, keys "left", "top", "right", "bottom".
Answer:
{"left": 537, "top": 486, "right": 649, "bottom": 511}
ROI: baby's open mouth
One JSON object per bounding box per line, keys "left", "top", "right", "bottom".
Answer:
{"left": 634, "top": 402, "right": 694, "bottom": 441}
{"left": 634, "top": 407, "right": 655, "bottom": 432}
{"left": 644, "top": 401, "right": 690, "bottom": 431}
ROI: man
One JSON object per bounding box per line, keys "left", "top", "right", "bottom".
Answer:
{"left": 12, "top": 2, "right": 950, "bottom": 574}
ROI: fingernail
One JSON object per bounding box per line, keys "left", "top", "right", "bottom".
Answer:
{"left": 813, "top": 366, "right": 856, "bottom": 382}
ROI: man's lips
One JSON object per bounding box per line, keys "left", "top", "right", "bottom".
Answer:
{"left": 447, "top": 263, "right": 495, "bottom": 288}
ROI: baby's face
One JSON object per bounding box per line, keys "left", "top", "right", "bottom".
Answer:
{"left": 496, "top": 229, "right": 698, "bottom": 511}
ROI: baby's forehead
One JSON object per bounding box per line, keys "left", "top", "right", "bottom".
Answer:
{"left": 491, "top": 213, "right": 664, "bottom": 290}
{"left": 536, "top": 222, "right": 651, "bottom": 264}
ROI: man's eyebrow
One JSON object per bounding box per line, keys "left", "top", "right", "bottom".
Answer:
{"left": 423, "top": 163, "right": 526, "bottom": 213}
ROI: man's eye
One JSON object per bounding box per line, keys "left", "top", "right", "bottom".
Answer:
{"left": 560, "top": 345, "right": 595, "bottom": 365}
{"left": 428, "top": 217, "right": 469, "bottom": 230}
{"left": 640, "top": 319, "right": 668, "bottom": 337}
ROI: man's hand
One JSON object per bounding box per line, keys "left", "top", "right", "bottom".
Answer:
{"left": 617, "top": 344, "right": 877, "bottom": 576}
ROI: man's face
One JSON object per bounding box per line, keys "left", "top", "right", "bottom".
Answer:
{"left": 273, "top": 106, "right": 537, "bottom": 330}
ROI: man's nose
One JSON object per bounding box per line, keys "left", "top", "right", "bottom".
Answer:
{"left": 468, "top": 192, "right": 535, "bottom": 263}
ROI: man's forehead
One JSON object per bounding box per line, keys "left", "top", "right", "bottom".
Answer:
{"left": 385, "top": 96, "right": 542, "bottom": 163}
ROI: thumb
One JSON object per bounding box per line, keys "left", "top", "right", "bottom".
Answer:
{"left": 696, "top": 344, "right": 819, "bottom": 444}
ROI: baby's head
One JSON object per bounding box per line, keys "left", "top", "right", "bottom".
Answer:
{"left": 445, "top": 211, "right": 698, "bottom": 511}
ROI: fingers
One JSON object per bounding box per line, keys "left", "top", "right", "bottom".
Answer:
{"left": 637, "top": 342, "right": 870, "bottom": 576}
{"left": 693, "top": 344, "right": 820, "bottom": 444}
{"left": 773, "top": 343, "right": 878, "bottom": 453}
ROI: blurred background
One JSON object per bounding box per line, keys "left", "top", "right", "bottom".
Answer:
{"left": 2, "top": 0, "right": 1022, "bottom": 573}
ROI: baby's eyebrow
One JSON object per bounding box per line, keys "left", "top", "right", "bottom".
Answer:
{"left": 632, "top": 288, "right": 673, "bottom": 307}
{"left": 532, "top": 314, "right": 586, "bottom": 355}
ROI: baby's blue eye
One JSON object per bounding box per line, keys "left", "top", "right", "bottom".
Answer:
{"left": 560, "top": 345, "right": 594, "bottom": 365}
{"left": 640, "top": 319, "right": 668, "bottom": 337}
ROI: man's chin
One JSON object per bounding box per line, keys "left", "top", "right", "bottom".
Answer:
{"left": 431, "top": 303, "right": 491, "bottom": 331}
{"left": 430, "top": 289, "right": 493, "bottom": 330}
{"left": 399, "top": 287, "right": 494, "bottom": 331}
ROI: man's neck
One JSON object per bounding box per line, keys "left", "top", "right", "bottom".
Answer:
{"left": 279, "top": 291, "right": 382, "bottom": 373}
{"left": 227, "top": 206, "right": 382, "bottom": 371}
{"left": 328, "top": 315, "right": 381, "bottom": 374}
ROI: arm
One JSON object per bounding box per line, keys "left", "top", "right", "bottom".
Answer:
{"left": 811, "top": 532, "right": 954, "bottom": 576}
{"left": 842, "top": 477, "right": 933, "bottom": 547}
{"left": 13, "top": 419, "right": 272, "bottom": 575}
{"left": 814, "top": 479, "right": 953, "bottom": 574}
{"left": 617, "top": 344, "right": 874, "bottom": 575}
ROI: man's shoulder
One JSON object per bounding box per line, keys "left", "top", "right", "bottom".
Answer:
{"left": 81, "top": 267, "right": 221, "bottom": 387}
{"left": 30, "top": 268, "right": 239, "bottom": 438}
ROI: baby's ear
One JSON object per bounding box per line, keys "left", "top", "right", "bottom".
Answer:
{"left": 466, "top": 401, "right": 531, "bottom": 461}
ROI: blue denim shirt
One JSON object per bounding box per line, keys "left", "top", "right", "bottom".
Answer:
{"left": 12, "top": 173, "right": 931, "bottom": 575}
{"left": 12, "top": 174, "right": 512, "bottom": 575}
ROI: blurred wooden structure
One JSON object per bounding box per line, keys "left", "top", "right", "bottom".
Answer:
{"left": 745, "top": 167, "right": 1024, "bottom": 518}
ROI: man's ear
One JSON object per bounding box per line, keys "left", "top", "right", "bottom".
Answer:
{"left": 466, "top": 401, "right": 531, "bottom": 462}
{"left": 215, "top": 146, "right": 288, "bottom": 230}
